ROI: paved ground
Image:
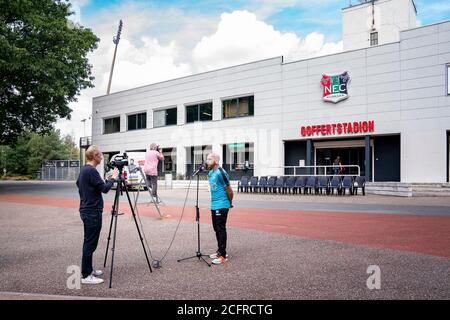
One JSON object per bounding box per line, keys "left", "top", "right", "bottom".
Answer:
{"left": 0, "top": 181, "right": 449, "bottom": 299}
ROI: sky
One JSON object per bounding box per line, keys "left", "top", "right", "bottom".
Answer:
{"left": 58, "top": 0, "right": 450, "bottom": 143}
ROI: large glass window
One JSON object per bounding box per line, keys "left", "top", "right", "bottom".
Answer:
{"left": 161, "top": 148, "right": 177, "bottom": 172}
{"left": 186, "top": 102, "right": 213, "bottom": 123}
{"left": 127, "top": 112, "right": 146, "bottom": 131}
{"left": 222, "top": 96, "right": 254, "bottom": 119}
{"left": 103, "top": 117, "right": 120, "bottom": 134}
{"left": 153, "top": 107, "right": 177, "bottom": 127}
{"left": 223, "top": 142, "right": 254, "bottom": 172}
{"left": 185, "top": 145, "right": 212, "bottom": 176}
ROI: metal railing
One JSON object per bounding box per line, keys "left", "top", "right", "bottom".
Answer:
{"left": 281, "top": 165, "right": 361, "bottom": 177}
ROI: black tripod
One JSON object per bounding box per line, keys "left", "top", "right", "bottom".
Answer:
{"left": 177, "top": 165, "right": 211, "bottom": 267}
{"left": 103, "top": 167, "right": 153, "bottom": 288}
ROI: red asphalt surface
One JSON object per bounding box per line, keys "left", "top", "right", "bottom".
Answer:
{"left": 1, "top": 194, "right": 450, "bottom": 259}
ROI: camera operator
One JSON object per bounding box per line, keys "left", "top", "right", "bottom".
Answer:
{"left": 76, "top": 145, "right": 118, "bottom": 285}
{"left": 144, "top": 143, "right": 164, "bottom": 202}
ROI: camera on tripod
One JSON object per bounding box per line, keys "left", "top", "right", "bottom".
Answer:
{"left": 107, "top": 153, "right": 128, "bottom": 171}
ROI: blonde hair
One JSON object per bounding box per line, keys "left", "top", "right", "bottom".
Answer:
{"left": 85, "top": 145, "right": 100, "bottom": 161}
{"left": 150, "top": 143, "right": 158, "bottom": 150}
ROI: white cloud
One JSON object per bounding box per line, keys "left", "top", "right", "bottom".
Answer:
{"left": 192, "top": 10, "right": 342, "bottom": 71}
{"left": 98, "top": 37, "right": 192, "bottom": 92}
{"left": 56, "top": 7, "right": 342, "bottom": 143}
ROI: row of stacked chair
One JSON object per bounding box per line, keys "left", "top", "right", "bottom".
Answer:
{"left": 237, "top": 175, "right": 366, "bottom": 195}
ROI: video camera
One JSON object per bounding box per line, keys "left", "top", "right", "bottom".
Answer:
{"left": 107, "top": 152, "right": 129, "bottom": 171}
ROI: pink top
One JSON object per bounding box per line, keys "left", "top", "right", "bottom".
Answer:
{"left": 144, "top": 150, "right": 164, "bottom": 176}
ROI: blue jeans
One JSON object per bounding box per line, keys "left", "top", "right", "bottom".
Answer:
{"left": 80, "top": 210, "right": 102, "bottom": 278}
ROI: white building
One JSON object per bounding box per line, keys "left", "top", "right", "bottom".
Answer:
{"left": 91, "top": 0, "right": 450, "bottom": 184}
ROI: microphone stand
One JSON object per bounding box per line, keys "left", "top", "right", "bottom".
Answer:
{"left": 177, "top": 163, "right": 211, "bottom": 267}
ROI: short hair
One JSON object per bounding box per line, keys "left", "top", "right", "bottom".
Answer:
{"left": 207, "top": 152, "right": 220, "bottom": 163}
{"left": 150, "top": 143, "right": 157, "bottom": 150}
{"left": 86, "top": 145, "right": 100, "bottom": 161}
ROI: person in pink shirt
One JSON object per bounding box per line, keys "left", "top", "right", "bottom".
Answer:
{"left": 144, "top": 143, "right": 164, "bottom": 201}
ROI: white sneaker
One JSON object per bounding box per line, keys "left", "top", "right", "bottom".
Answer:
{"left": 91, "top": 269, "right": 103, "bottom": 277}
{"left": 209, "top": 252, "right": 229, "bottom": 259}
{"left": 211, "top": 256, "right": 228, "bottom": 265}
{"left": 81, "top": 275, "right": 104, "bottom": 285}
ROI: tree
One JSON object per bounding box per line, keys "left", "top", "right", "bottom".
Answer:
{"left": 0, "top": 0, "right": 99, "bottom": 144}
{"left": 2, "top": 129, "right": 79, "bottom": 176}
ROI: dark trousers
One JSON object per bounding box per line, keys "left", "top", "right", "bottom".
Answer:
{"left": 146, "top": 175, "right": 158, "bottom": 197}
{"left": 211, "top": 208, "right": 229, "bottom": 258}
{"left": 80, "top": 211, "right": 102, "bottom": 278}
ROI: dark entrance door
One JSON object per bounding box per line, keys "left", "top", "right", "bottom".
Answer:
{"left": 447, "top": 131, "right": 450, "bottom": 183}
{"left": 374, "top": 135, "right": 400, "bottom": 182}
{"left": 315, "top": 147, "right": 365, "bottom": 176}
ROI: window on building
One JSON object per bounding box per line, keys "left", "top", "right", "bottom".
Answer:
{"left": 370, "top": 32, "right": 378, "bottom": 46}
{"left": 223, "top": 142, "right": 254, "bottom": 172}
{"left": 127, "top": 112, "right": 147, "bottom": 131}
{"left": 222, "top": 96, "right": 254, "bottom": 119}
{"left": 103, "top": 117, "right": 120, "bottom": 134}
{"left": 161, "top": 148, "right": 177, "bottom": 172}
{"left": 447, "top": 64, "right": 450, "bottom": 95}
{"left": 186, "top": 145, "right": 212, "bottom": 175}
{"left": 186, "top": 102, "right": 213, "bottom": 123}
{"left": 153, "top": 107, "right": 177, "bottom": 127}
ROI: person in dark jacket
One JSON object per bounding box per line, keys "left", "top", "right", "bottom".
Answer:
{"left": 76, "top": 145, "right": 118, "bottom": 285}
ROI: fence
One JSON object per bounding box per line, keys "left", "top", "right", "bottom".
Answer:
{"left": 38, "top": 160, "right": 80, "bottom": 181}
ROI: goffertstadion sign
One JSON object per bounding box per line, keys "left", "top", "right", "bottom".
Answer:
{"left": 321, "top": 71, "right": 350, "bottom": 103}
{"left": 300, "top": 120, "right": 375, "bottom": 137}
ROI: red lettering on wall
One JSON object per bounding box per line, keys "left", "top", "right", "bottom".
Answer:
{"left": 299, "top": 120, "right": 375, "bottom": 137}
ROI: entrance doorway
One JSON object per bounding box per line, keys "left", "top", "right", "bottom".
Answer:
{"left": 447, "top": 131, "right": 450, "bottom": 183}
{"left": 314, "top": 139, "right": 372, "bottom": 177}
{"left": 316, "top": 147, "right": 365, "bottom": 175}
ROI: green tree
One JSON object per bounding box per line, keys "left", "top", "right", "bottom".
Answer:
{"left": 0, "top": 0, "right": 99, "bottom": 144}
{"left": 63, "top": 134, "right": 79, "bottom": 160}
{"left": 1, "top": 129, "right": 79, "bottom": 176}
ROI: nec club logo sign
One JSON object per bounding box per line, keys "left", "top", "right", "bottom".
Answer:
{"left": 321, "top": 72, "right": 350, "bottom": 103}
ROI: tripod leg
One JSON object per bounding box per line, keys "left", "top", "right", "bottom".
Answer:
{"left": 109, "top": 212, "right": 118, "bottom": 288}
{"left": 104, "top": 183, "right": 121, "bottom": 268}
{"left": 123, "top": 180, "right": 153, "bottom": 273}
{"left": 103, "top": 212, "right": 114, "bottom": 268}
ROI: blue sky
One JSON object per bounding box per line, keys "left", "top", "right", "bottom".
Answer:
{"left": 76, "top": 0, "right": 450, "bottom": 43}
{"left": 58, "top": 0, "right": 450, "bottom": 140}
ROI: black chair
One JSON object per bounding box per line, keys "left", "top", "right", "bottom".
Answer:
{"left": 354, "top": 176, "right": 366, "bottom": 195}
{"left": 317, "top": 176, "right": 330, "bottom": 195}
{"left": 274, "top": 176, "right": 286, "bottom": 194}
{"left": 255, "top": 176, "right": 268, "bottom": 193}
{"left": 237, "top": 176, "right": 249, "bottom": 193}
{"left": 264, "top": 176, "right": 277, "bottom": 193}
{"left": 293, "top": 176, "right": 306, "bottom": 194}
{"left": 341, "top": 176, "right": 354, "bottom": 195}
{"left": 329, "top": 176, "right": 342, "bottom": 195}
{"left": 305, "top": 176, "right": 317, "bottom": 194}
{"left": 283, "top": 176, "right": 297, "bottom": 194}
{"left": 248, "top": 176, "right": 259, "bottom": 193}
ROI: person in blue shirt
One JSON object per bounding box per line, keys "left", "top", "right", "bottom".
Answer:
{"left": 76, "top": 145, "right": 118, "bottom": 285}
{"left": 206, "top": 153, "right": 234, "bottom": 265}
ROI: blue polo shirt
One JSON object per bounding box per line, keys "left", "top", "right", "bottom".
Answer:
{"left": 208, "top": 167, "right": 231, "bottom": 210}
